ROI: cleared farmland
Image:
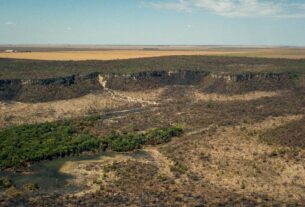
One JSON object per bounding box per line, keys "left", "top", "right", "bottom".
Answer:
{"left": 1, "top": 48, "right": 305, "bottom": 61}
{"left": 0, "top": 50, "right": 242, "bottom": 61}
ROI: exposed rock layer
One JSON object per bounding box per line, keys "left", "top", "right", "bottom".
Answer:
{"left": 0, "top": 71, "right": 302, "bottom": 102}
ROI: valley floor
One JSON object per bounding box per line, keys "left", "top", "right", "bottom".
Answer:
{"left": 1, "top": 84, "right": 305, "bottom": 206}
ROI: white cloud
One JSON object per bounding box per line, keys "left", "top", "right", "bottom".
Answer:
{"left": 148, "top": 0, "right": 305, "bottom": 18}
{"left": 185, "top": 24, "right": 192, "bottom": 28}
{"left": 150, "top": 0, "right": 191, "bottom": 12}
{"left": 5, "top": 21, "right": 14, "bottom": 25}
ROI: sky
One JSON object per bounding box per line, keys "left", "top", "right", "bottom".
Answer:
{"left": 1, "top": 0, "right": 305, "bottom": 46}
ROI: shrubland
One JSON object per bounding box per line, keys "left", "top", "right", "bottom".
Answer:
{"left": 0, "top": 116, "right": 182, "bottom": 169}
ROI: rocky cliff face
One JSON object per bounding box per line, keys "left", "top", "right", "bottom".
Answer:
{"left": 210, "top": 72, "right": 288, "bottom": 82}
{"left": 0, "top": 79, "right": 22, "bottom": 100}
{"left": 0, "top": 71, "right": 302, "bottom": 102}
{"left": 204, "top": 72, "right": 297, "bottom": 94}
{"left": 0, "top": 73, "right": 101, "bottom": 102}
{"left": 102, "top": 70, "right": 209, "bottom": 90}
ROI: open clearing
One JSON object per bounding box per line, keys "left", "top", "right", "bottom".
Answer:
{"left": 1, "top": 48, "right": 305, "bottom": 60}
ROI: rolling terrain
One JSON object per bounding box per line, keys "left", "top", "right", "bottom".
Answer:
{"left": 0, "top": 54, "right": 305, "bottom": 206}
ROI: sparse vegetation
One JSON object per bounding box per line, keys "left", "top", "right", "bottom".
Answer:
{"left": 170, "top": 161, "right": 188, "bottom": 175}
{"left": 0, "top": 177, "right": 13, "bottom": 189}
{"left": 23, "top": 183, "right": 39, "bottom": 191}
{"left": 1, "top": 56, "right": 305, "bottom": 79}
{"left": 260, "top": 118, "right": 305, "bottom": 149}
{"left": 288, "top": 71, "right": 301, "bottom": 79}
{"left": 0, "top": 55, "right": 305, "bottom": 206}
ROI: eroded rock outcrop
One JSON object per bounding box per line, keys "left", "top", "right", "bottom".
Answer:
{"left": 102, "top": 70, "right": 209, "bottom": 90}
{"left": 205, "top": 72, "right": 296, "bottom": 94}
{"left": 0, "top": 70, "right": 302, "bottom": 102}
{"left": 0, "top": 73, "right": 101, "bottom": 102}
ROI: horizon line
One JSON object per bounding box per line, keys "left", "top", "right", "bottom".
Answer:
{"left": 0, "top": 44, "right": 304, "bottom": 48}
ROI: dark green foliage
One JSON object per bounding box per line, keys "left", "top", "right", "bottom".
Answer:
{"left": 288, "top": 72, "right": 301, "bottom": 79}
{"left": 105, "top": 126, "right": 183, "bottom": 152}
{"left": 0, "top": 177, "right": 13, "bottom": 188}
{"left": 0, "top": 119, "right": 183, "bottom": 169}
{"left": 105, "top": 133, "right": 144, "bottom": 152}
{"left": 144, "top": 126, "right": 183, "bottom": 145}
{"left": 0, "top": 121, "right": 106, "bottom": 168}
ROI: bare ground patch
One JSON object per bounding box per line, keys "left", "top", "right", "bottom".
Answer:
{"left": 104, "top": 88, "right": 163, "bottom": 106}
{"left": 193, "top": 90, "right": 283, "bottom": 102}
{"left": 0, "top": 87, "right": 165, "bottom": 128}
{"left": 0, "top": 93, "right": 129, "bottom": 128}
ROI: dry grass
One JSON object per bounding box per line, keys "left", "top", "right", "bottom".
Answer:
{"left": 1, "top": 48, "right": 305, "bottom": 60}
{"left": 0, "top": 50, "right": 241, "bottom": 61}
{"left": 193, "top": 90, "right": 282, "bottom": 102}
{"left": 36, "top": 115, "right": 305, "bottom": 205}
{"left": 1, "top": 85, "right": 304, "bottom": 206}
{"left": 108, "top": 88, "right": 165, "bottom": 105}
{"left": 167, "top": 115, "right": 305, "bottom": 204}
{"left": 0, "top": 93, "right": 129, "bottom": 128}
{"left": 58, "top": 152, "right": 146, "bottom": 197}
{"left": 237, "top": 48, "right": 305, "bottom": 59}
{"left": 0, "top": 88, "right": 165, "bottom": 128}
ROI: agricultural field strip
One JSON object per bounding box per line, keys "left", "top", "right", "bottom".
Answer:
{"left": 1, "top": 48, "right": 305, "bottom": 60}
{"left": 0, "top": 50, "right": 244, "bottom": 61}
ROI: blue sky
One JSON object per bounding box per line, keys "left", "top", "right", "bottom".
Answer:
{"left": 1, "top": 0, "right": 305, "bottom": 46}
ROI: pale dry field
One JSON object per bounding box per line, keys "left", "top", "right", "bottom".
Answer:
{"left": 0, "top": 50, "right": 241, "bottom": 61}
{"left": 0, "top": 93, "right": 127, "bottom": 128}
{"left": 0, "top": 88, "right": 164, "bottom": 128}
{"left": 193, "top": 90, "right": 282, "bottom": 102}
{"left": 1, "top": 48, "right": 305, "bottom": 60}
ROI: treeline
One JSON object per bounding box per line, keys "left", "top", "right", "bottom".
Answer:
{"left": 0, "top": 119, "right": 182, "bottom": 169}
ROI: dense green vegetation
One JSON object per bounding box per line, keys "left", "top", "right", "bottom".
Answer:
{"left": 0, "top": 121, "right": 105, "bottom": 169}
{"left": 0, "top": 118, "right": 182, "bottom": 169}
{"left": 106, "top": 127, "right": 183, "bottom": 152}
{"left": 1, "top": 56, "right": 305, "bottom": 79}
